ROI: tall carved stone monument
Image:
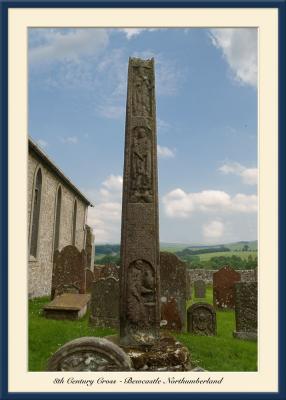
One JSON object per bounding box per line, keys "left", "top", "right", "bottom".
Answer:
{"left": 120, "top": 58, "right": 160, "bottom": 347}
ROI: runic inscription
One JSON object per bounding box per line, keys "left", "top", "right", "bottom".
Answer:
{"left": 120, "top": 57, "right": 160, "bottom": 347}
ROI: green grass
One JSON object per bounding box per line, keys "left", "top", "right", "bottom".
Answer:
{"left": 177, "top": 287, "right": 257, "bottom": 371}
{"left": 29, "top": 291, "right": 257, "bottom": 372}
{"left": 197, "top": 250, "right": 257, "bottom": 261}
{"left": 29, "top": 297, "right": 115, "bottom": 371}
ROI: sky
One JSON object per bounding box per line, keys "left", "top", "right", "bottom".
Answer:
{"left": 28, "top": 27, "right": 257, "bottom": 245}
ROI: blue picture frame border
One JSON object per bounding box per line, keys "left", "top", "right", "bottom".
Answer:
{"left": 0, "top": 0, "right": 285, "bottom": 399}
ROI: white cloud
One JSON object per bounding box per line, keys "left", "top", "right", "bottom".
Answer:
{"left": 96, "top": 104, "right": 125, "bottom": 120}
{"left": 203, "top": 220, "right": 224, "bottom": 239}
{"left": 86, "top": 174, "right": 123, "bottom": 243}
{"left": 209, "top": 28, "right": 257, "bottom": 87}
{"left": 162, "top": 188, "right": 257, "bottom": 218}
{"left": 59, "top": 136, "right": 78, "bottom": 144}
{"left": 218, "top": 161, "right": 258, "bottom": 185}
{"left": 157, "top": 118, "right": 171, "bottom": 133}
{"left": 120, "top": 28, "right": 159, "bottom": 39}
{"left": 36, "top": 139, "right": 48, "bottom": 149}
{"left": 102, "top": 174, "right": 123, "bottom": 193}
{"left": 240, "top": 168, "right": 258, "bottom": 185}
{"left": 30, "top": 28, "right": 109, "bottom": 66}
{"left": 231, "top": 194, "right": 257, "bottom": 213}
{"left": 157, "top": 145, "right": 175, "bottom": 159}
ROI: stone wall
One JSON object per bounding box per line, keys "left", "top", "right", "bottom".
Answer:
{"left": 188, "top": 269, "right": 256, "bottom": 285}
{"left": 28, "top": 151, "right": 89, "bottom": 298}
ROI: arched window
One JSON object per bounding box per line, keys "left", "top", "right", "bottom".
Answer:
{"left": 54, "top": 186, "right": 62, "bottom": 252}
{"left": 72, "top": 199, "right": 77, "bottom": 246}
{"left": 30, "top": 168, "right": 42, "bottom": 258}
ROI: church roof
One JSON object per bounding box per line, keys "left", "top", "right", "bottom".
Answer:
{"left": 29, "top": 137, "right": 94, "bottom": 207}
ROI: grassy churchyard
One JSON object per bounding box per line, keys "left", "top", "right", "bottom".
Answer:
{"left": 29, "top": 287, "right": 257, "bottom": 372}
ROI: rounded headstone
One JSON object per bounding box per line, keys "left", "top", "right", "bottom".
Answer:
{"left": 187, "top": 302, "right": 217, "bottom": 336}
{"left": 46, "top": 337, "right": 133, "bottom": 371}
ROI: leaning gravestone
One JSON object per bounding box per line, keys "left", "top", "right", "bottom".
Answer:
{"left": 160, "top": 252, "right": 187, "bottom": 331}
{"left": 187, "top": 303, "right": 216, "bottom": 336}
{"left": 47, "top": 337, "right": 132, "bottom": 371}
{"left": 233, "top": 282, "right": 257, "bottom": 340}
{"left": 89, "top": 277, "right": 119, "bottom": 328}
{"left": 194, "top": 279, "right": 206, "bottom": 298}
{"left": 51, "top": 245, "right": 87, "bottom": 299}
{"left": 120, "top": 57, "right": 160, "bottom": 347}
{"left": 213, "top": 266, "right": 241, "bottom": 309}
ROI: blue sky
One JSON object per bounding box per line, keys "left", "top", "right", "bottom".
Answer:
{"left": 29, "top": 27, "right": 257, "bottom": 244}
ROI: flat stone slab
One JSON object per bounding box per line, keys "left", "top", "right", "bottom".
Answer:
{"left": 43, "top": 293, "right": 91, "bottom": 320}
{"left": 106, "top": 334, "right": 191, "bottom": 371}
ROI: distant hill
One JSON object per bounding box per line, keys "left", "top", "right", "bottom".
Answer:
{"left": 95, "top": 240, "right": 257, "bottom": 255}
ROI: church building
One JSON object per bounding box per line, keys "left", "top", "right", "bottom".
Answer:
{"left": 28, "top": 138, "right": 93, "bottom": 298}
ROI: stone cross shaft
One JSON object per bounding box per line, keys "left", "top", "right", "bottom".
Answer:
{"left": 119, "top": 57, "right": 160, "bottom": 347}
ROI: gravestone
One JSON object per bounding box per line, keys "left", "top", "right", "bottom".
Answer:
{"left": 233, "top": 282, "right": 257, "bottom": 340}
{"left": 94, "top": 264, "right": 120, "bottom": 280}
{"left": 85, "top": 269, "right": 94, "bottom": 293}
{"left": 160, "top": 252, "right": 187, "bottom": 331}
{"left": 85, "top": 225, "right": 95, "bottom": 271}
{"left": 89, "top": 277, "right": 119, "bottom": 328}
{"left": 51, "top": 245, "right": 87, "bottom": 299}
{"left": 47, "top": 337, "right": 132, "bottom": 371}
{"left": 161, "top": 298, "right": 183, "bottom": 331}
{"left": 120, "top": 57, "right": 160, "bottom": 347}
{"left": 187, "top": 303, "right": 216, "bottom": 335}
{"left": 213, "top": 266, "right": 241, "bottom": 309}
{"left": 194, "top": 279, "right": 206, "bottom": 298}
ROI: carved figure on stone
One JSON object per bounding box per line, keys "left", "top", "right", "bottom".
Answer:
{"left": 132, "top": 66, "right": 153, "bottom": 116}
{"left": 127, "top": 260, "right": 155, "bottom": 329}
{"left": 130, "top": 126, "right": 152, "bottom": 203}
{"left": 187, "top": 303, "right": 216, "bottom": 336}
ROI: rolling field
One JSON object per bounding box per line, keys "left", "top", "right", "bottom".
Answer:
{"left": 198, "top": 250, "right": 257, "bottom": 261}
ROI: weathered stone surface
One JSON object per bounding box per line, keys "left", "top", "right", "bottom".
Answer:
{"left": 43, "top": 293, "right": 91, "bottom": 320}
{"left": 94, "top": 264, "right": 120, "bottom": 281}
{"left": 51, "top": 245, "right": 87, "bottom": 299}
{"left": 186, "top": 271, "right": 192, "bottom": 299}
{"left": 85, "top": 269, "right": 94, "bottom": 293}
{"left": 187, "top": 303, "right": 216, "bottom": 336}
{"left": 85, "top": 225, "right": 95, "bottom": 271}
{"left": 161, "top": 298, "right": 182, "bottom": 331}
{"left": 120, "top": 58, "right": 160, "bottom": 347}
{"left": 89, "top": 277, "right": 119, "bottom": 328}
{"left": 47, "top": 337, "right": 132, "bottom": 371}
{"left": 160, "top": 252, "right": 187, "bottom": 331}
{"left": 194, "top": 279, "right": 206, "bottom": 298}
{"left": 28, "top": 144, "right": 89, "bottom": 299}
{"left": 213, "top": 266, "right": 241, "bottom": 309}
{"left": 188, "top": 269, "right": 256, "bottom": 285}
{"left": 107, "top": 334, "right": 191, "bottom": 371}
{"left": 233, "top": 282, "right": 257, "bottom": 340}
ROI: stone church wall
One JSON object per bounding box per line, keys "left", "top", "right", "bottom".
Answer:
{"left": 28, "top": 151, "right": 88, "bottom": 298}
